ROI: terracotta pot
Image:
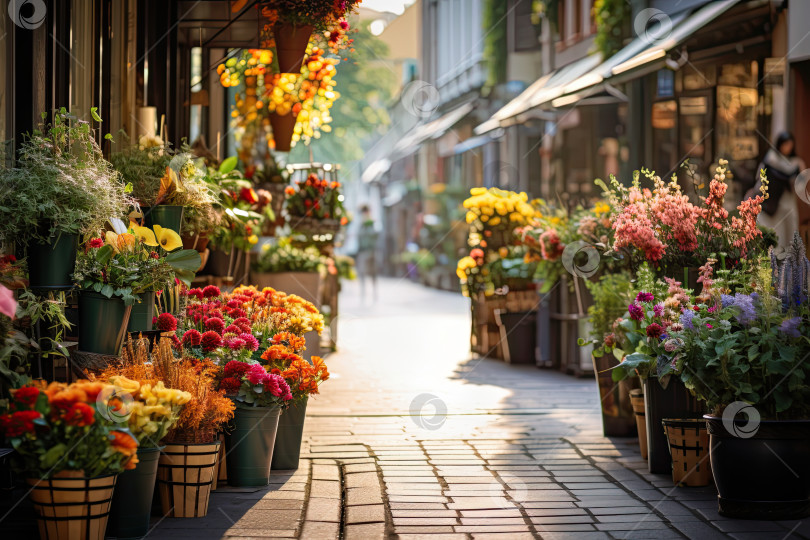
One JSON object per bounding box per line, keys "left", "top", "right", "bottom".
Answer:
{"left": 27, "top": 472, "right": 117, "bottom": 540}
{"left": 269, "top": 111, "right": 299, "bottom": 152}
{"left": 662, "top": 418, "right": 712, "bottom": 487}
{"left": 273, "top": 23, "right": 314, "bottom": 73}
{"left": 157, "top": 441, "right": 220, "bottom": 518}
{"left": 182, "top": 233, "right": 210, "bottom": 253}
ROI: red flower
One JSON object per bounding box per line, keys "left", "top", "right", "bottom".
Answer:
{"left": 230, "top": 308, "right": 247, "bottom": 319}
{"left": 202, "top": 285, "right": 221, "bottom": 298}
{"left": 156, "top": 313, "right": 178, "bottom": 332}
{"left": 201, "top": 331, "right": 222, "bottom": 352}
{"left": 219, "top": 377, "right": 241, "bottom": 394}
{"left": 240, "top": 187, "right": 259, "bottom": 204}
{"left": 64, "top": 402, "right": 95, "bottom": 427}
{"left": 223, "top": 360, "right": 251, "bottom": 378}
{"left": 88, "top": 238, "right": 104, "bottom": 249}
{"left": 12, "top": 386, "right": 41, "bottom": 408}
{"left": 646, "top": 323, "right": 664, "bottom": 339}
{"left": 1, "top": 410, "right": 42, "bottom": 436}
{"left": 182, "top": 329, "right": 202, "bottom": 347}
{"left": 233, "top": 317, "right": 252, "bottom": 333}
{"left": 188, "top": 288, "right": 204, "bottom": 300}
{"left": 205, "top": 317, "right": 225, "bottom": 334}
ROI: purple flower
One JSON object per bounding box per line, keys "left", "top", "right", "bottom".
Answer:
{"left": 628, "top": 302, "right": 644, "bottom": 321}
{"left": 680, "top": 309, "right": 695, "bottom": 330}
{"left": 732, "top": 293, "right": 756, "bottom": 326}
{"left": 636, "top": 292, "right": 654, "bottom": 303}
{"left": 653, "top": 303, "right": 664, "bottom": 317}
{"left": 721, "top": 294, "right": 734, "bottom": 308}
{"left": 779, "top": 316, "right": 802, "bottom": 338}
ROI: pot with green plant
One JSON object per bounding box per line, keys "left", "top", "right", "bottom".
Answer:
{"left": 73, "top": 222, "right": 201, "bottom": 353}
{"left": 0, "top": 109, "right": 133, "bottom": 288}
{"left": 669, "top": 234, "right": 810, "bottom": 519}
{"left": 251, "top": 238, "right": 323, "bottom": 307}
{"left": 582, "top": 271, "right": 639, "bottom": 437}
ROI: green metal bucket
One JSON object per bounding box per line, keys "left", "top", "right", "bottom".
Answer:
{"left": 78, "top": 291, "right": 131, "bottom": 355}
{"left": 26, "top": 232, "right": 78, "bottom": 289}
{"left": 271, "top": 397, "right": 308, "bottom": 470}
{"left": 225, "top": 406, "right": 281, "bottom": 486}
{"left": 127, "top": 291, "right": 155, "bottom": 333}
{"left": 143, "top": 205, "right": 184, "bottom": 235}
{"left": 107, "top": 446, "right": 163, "bottom": 539}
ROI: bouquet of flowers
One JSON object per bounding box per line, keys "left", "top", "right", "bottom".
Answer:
{"left": 285, "top": 173, "right": 348, "bottom": 223}
{"left": 219, "top": 360, "right": 292, "bottom": 408}
{"left": 0, "top": 381, "right": 139, "bottom": 478}
{"left": 260, "top": 332, "right": 329, "bottom": 401}
{"left": 463, "top": 187, "right": 536, "bottom": 249}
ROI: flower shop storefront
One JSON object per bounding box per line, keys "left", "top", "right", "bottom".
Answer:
{"left": 0, "top": 0, "right": 363, "bottom": 538}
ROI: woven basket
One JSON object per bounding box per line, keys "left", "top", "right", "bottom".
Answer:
{"left": 289, "top": 216, "right": 341, "bottom": 241}
{"left": 27, "top": 472, "right": 117, "bottom": 540}
{"left": 630, "top": 389, "right": 647, "bottom": 460}
{"left": 157, "top": 441, "right": 220, "bottom": 518}
{"left": 662, "top": 418, "right": 712, "bottom": 487}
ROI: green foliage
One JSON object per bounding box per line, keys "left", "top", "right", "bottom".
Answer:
{"left": 584, "top": 271, "right": 634, "bottom": 346}
{"left": 483, "top": 0, "right": 508, "bottom": 87}
{"left": 110, "top": 136, "right": 172, "bottom": 206}
{"left": 592, "top": 0, "right": 631, "bottom": 58}
{"left": 253, "top": 238, "right": 324, "bottom": 274}
{"left": 0, "top": 109, "right": 133, "bottom": 246}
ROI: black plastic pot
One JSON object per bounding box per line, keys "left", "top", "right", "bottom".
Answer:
{"left": 272, "top": 397, "right": 308, "bottom": 470}
{"left": 643, "top": 377, "right": 700, "bottom": 474}
{"left": 706, "top": 416, "right": 810, "bottom": 519}
{"left": 127, "top": 291, "right": 155, "bottom": 333}
{"left": 26, "top": 232, "right": 78, "bottom": 289}
{"left": 495, "top": 310, "right": 537, "bottom": 364}
{"left": 143, "top": 205, "right": 184, "bottom": 235}
{"left": 78, "top": 291, "right": 131, "bottom": 355}
{"left": 107, "top": 446, "right": 163, "bottom": 539}
{"left": 593, "top": 354, "right": 638, "bottom": 437}
{"left": 225, "top": 406, "right": 282, "bottom": 486}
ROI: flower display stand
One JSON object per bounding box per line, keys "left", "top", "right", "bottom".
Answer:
{"left": 471, "top": 290, "right": 538, "bottom": 360}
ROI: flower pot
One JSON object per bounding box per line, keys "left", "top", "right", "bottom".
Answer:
{"left": 250, "top": 271, "right": 321, "bottom": 308}
{"left": 157, "top": 440, "right": 220, "bottom": 518}
{"left": 662, "top": 418, "right": 711, "bottom": 487}
{"left": 127, "top": 291, "right": 156, "bottom": 333}
{"left": 26, "top": 232, "right": 78, "bottom": 289}
{"left": 143, "top": 205, "right": 185, "bottom": 235}
{"left": 107, "top": 446, "right": 163, "bottom": 539}
{"left": 182, "top": 233, "right": 210, "bottom": 253}
{"left": 205, "top": 247, "right": 244, "bottom": 278}
{"left": 593, "top": 355, "right": 638, "bottom": 437}
{"left": 630, "top": 389, "right": 648, "bottom": 459}
{"left": 272, "top": 397, "right": 308, "bottom": 470}
{"left": 706, "top": 416, "right": 810, "bottom": 519}
{"left": 225, "top": 406, "right": 282, "bottom": 486}
{"left": 78, "top": 291, "right": 132, "bottom": 355}
{"left": 643, "top": 377, "right": 701, "bottom": 474}
{"left": 27, "top": 472, "right": 117, "bottom": 540}
{"left": 495, "top": 310, "right": 537, "bottom": 365}
{"left": 273, "top": 23, "right": 314, "bottom": 74}
{"left": 269, "top": 111, "right": 299, "bottom": 152}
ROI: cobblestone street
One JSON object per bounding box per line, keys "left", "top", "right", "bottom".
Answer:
{"left": 151, "top": 279, "right": 810, "bottom": 539}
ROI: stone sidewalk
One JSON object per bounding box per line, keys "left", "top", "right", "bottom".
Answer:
{"left": 149, "top": 278, "right": 810, "bottom": 539}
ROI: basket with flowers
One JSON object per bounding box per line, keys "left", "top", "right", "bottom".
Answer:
{"left": 285, "top": 173, "right": 349, "bottom": 238}
{"left": 0, "top": 380, "right": 139, "bottom": 540}
{"left": 462, "top": 187, "right": 537, "bottom": 250}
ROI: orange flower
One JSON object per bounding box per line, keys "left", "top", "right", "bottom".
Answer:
{"left": 49, "top": 388, "right": 88, "bottom": 411}
{"left": 313, "top": 356, "right": 329, "bottom": 381}
{"left": 271, "top": 332, "right": 306, "bottom": 353}
{"left": 110, "top": 430, "right": 139, "bottom": 469}
{"left": 71, "top": 381, "right": 105, "bottom": 403}
{"left": 64, "top": 402, "right": 95, "bottom": 427}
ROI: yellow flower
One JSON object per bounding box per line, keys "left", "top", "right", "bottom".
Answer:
{"left": 105, "top": 232, "right": 136, "bottom": 253}
{"left": 153, "top": 225, "right": 182, "bottom": 251}
{"left": 108, "top": 375, "right": 140, "bottom": 394}
{"left": 248, "top": 234, "right": 259, "bottom": 245}
{"left": 133, "top": 225, "right": 158, "bottom": 247}
{"left": 489, "top": 216, "right": 501, "bottom": 226}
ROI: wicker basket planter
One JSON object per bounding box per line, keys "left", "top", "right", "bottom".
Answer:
{"left": 662, "top": 418, "right": 712, "bottom": 487}
{"left": 27, "top": 472, "right": 117, "bottom": 540}
{"left": 630, "top": 389, "right": 648, "bottom": 459}
{"left": 156, "top": 440, "right": 220, "bottom": 518}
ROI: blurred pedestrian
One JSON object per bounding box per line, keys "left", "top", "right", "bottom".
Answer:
{"left": 356, "top": 204, "right": 378, "bottom": 301}
{"left": 748, "top": 132, "right": 805, "bottom": 249}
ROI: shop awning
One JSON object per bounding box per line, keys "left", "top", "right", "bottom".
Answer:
{"left": 361, "top": 158, "right": 392, "bottom": 184}
{"left": 453, "top": 134, "right": 493, "bottom": 155}
{"left": 394, "top": 101, "right": 475, "bottom": 156}
{"left": 476, "top": 0, "right": 740, "bottom": 133}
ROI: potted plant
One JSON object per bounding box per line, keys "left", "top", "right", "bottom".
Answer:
{"left": 98, "top": 363, "right": 191, "bottom": 539}
{"left": 219, "top": 359, "right": 292, "bottom": 486}
{"left": 251, "top": 238, "right": 324, "bottom": 308}
{"left": 668, "top": 233, "right": 810, "bottom": 518}
{"left": 261, "top": 0, "right": 360, "bottom": 74}
{"left": 0, "top": 381, "right": 139, "bottom": 540}
{"left": 258, "top": 333, "right": 329, "bottom": 470}
{"left": 151, "top": 339, "right": 234, "bottom": 518}
{"left": 73, "top": 223, "right": 201, "bottom": 350}
{"left": 0, "top": 109, "right": 132, "bottom": 288}
{"left": 285, "top": 173, "right": 350, "bottom": 242}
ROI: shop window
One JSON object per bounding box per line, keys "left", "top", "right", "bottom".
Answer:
{"left": 679, "top": 63, "right": 715, "bottom": 91}
{"left": 678, "top": 94, "right": 712, "bottom": 184}
{"left": 651, "top": 100, "right": 677, "bottom": 175}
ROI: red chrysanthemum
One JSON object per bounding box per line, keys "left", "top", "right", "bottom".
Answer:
{"left": 12, "top": 386, "right": 41, "bottom": 408}
{"left": 182, "top": 329, "right": 202, "bottom": 347}
{"left": 205, "top": 317, "right": 225, "bottom": 334}
{"left": 230, "top": 308, "right": 247, "bottom": 319}
{"left": 1, "top": 410, "right": 43, "bottom": 436}
{"left": 219, "top": 377, "right": 241, "bottom": 394}
{"left": 202, "top": 285, "right": 221, "bottom": 298}
{"left": 156, "top": 313, "right": 178, "bottom": 332}
{"left": 646, "top": 323, "right": 664, "bottom": 339}
{"left": 188, "top": 288, "right": 204, "bottom": 300}
{"left": 239, "top": 333, "right": 260, "bottom": 352}
{"left": 201, "top": 331, "right": 222, "bottom": 352}
{"left": 223, "top": 360, "right": 251, "bottom": 378}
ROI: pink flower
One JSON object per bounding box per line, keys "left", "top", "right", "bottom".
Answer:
{"left": 239, "top": 333, "right": 259, "bottom": 351}
{"left": 0, "top": 285, "right": 17, "bottom": 319}
{"left": 225, "top": 337, "right": 246, "bottom": 351}
{"left": 246, "top": 363, "right": 269, "bottom": 386}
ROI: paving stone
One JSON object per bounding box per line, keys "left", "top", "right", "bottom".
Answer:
{"left": 390, "top": 502, "right": 449, "bottom": 510}
{"left": 394, "top": 527, "right": 459, "bottom": 535}
{"left": 345, "top": 471, "right": 382, "bottom": 488}
{"left": 393, "top": 509, "right": 460, "bottom": 518}
{"left": 308, "top": 480, "right": 341, "bottom": 498}
{"left": 346, "top": 487, "right": 384, "bottom": 506}
{"left": 231, "top": 509, "right": 301, "bottom": 530}
{"left": 398, "top": 534, "right": 468, "bottom": 540}
{"left": 460, "top": 517, "right": 527, "bottom": 526}
{"left": 346, "top": 503, "right": 386, "bottom": 524}
{"left": 394, "top": 517, "right": 461, "bottom": 526}
{"left": 534, "top": 524, "right": 598, "bottom": 532}
{"left": 223, "top": 529, "right": 298, "bottom": 538}
{"left": 470, "top": 534, "right": 536, "bottom": 540}
{"left": 344, "top": 462, "right": 379, "bottom": 473}
{"left": 345, "top": 522, "right": 386, "bottom": 539}
{"left": 298, "top": 520, "right": 339, "bottom": 539}
{"left": 459, "top": 509, "right": 522, "bottom": 518}
{"left": 304, "top": 497, "right": 340, "bottom": 522}
{"left": 453, "top": 525, "right": 531, "bottom": 533}
{"left": 531, "top": 515, "right": 595, "bottom": 525}
{"left": 311, "top": 464, "right": 340, "bottom": 481}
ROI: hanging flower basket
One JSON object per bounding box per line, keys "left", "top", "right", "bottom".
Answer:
{"left": 270, "top": 111, "right": 299, "bottom": 152}
{"left": 289, "top": 216, "right": 341, "bottom": 241}
{"left": 274, "top": 23, "right": 314, "bottom": 74}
